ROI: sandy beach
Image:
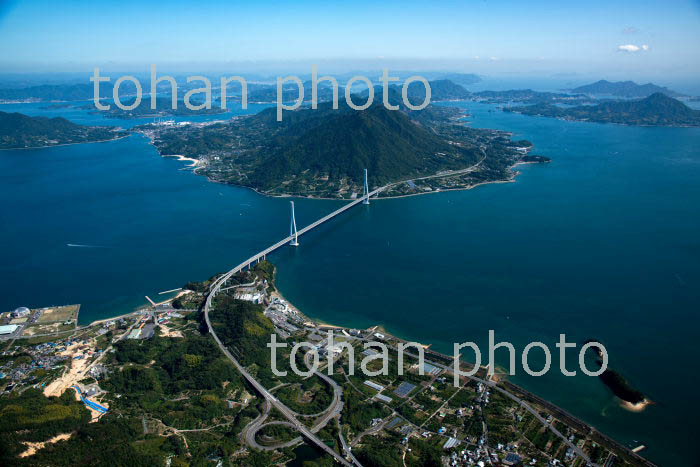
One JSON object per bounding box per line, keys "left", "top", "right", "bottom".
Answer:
{"left": 163, "top": 154, "right": 201, "bottom": 167}
{"left": 621, "top": 399, "right": 653, "bottom": 413}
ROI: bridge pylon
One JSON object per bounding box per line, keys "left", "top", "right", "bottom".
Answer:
{"left": 289, "top": 201, "right": 299, "bottom": 246}
{"left": 362, "top": 168, "right": 370, "bottom": 205}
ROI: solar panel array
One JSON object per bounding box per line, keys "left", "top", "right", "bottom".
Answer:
{"left": 394, "top": 381, "right": 417, "bottom": 398}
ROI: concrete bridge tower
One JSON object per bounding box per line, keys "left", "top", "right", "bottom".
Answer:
{"left": 289, "top": 201, "right": 299, "bottom": 246}
{"left": 362, "top": 168, "right": 370, "bottom": 205}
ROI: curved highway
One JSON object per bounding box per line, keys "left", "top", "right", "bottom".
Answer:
{"left": 203, "top": 161, "right": 486, "bottom": 466}
{"left": 203, "top": 192, "right": 386, "bottom": 466}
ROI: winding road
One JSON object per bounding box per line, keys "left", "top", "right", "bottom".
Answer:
{"left": 202, "top": 160, "right": 490, "bottom": 465}
{"left": 202, "top": 192, "right": 388, "bottom": 465}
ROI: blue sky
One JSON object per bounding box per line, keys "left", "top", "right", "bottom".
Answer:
{"left": 1, "top": 0, "right": 699, "bottom": 79}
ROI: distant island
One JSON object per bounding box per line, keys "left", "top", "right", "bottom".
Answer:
{"left": 469, "top": 89, "right": 592, "bottom": 105}
{"left": 382, "top": 82, "right": 589, "bottom": 105}
{"left": 0, "top": 111, "right": 127, "bottom": 149}
{"left": 242, "top": 79, "right": 472, "bottom": 105}
{"left": 138, "top": 89, "right": 544, "bottom": 198}
{"left": 598, "top": 369, "right": 648, "bottom": 409}
{"left": 468, "top": 81, "right": 692, "bottom": 105}
{"left": 428, "top": 72, "right": 481, "bottom": 87}
{"left": 505, "top": 93, "right": 700, "bottom": 127}
{"left": 241, "top": 81, "right": 343, "bottom": 104}
{"left": 83, "top": 97, "right": 227, "bottom": 119}
{"left": 570, "top": 80, "right": 685, "bottom": 98}
{"left": 406, "top": 79, "right": 471, "bottom": 101}
{"left": 0, "top": 83, "right": 132, "bottom": 103}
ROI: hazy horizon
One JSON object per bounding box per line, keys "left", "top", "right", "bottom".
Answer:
{"left": 1, "top": 0, "right": 699, "bottom": 85}
{"left": 1, "top": 66, "right": 699, "bottom": 96}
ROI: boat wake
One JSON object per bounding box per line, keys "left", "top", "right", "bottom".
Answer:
{"left": 66, "top": 243, "right": 107, "bottom": 248}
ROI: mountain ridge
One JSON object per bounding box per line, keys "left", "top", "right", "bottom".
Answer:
{"left": 570, "top": 80, "right": 684, "bottom": 98}
{"left": 0, "top": 111, "right": 127, "bottom": 149}
{"left": 140, "top": 95, "right": 532, "bottom": 198}
{"left": 505, "top": 92, "right": 700, "bottom": 126}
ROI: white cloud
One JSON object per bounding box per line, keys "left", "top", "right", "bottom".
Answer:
{"left": 617, "top": 44, "right": 650, "bottom": 53}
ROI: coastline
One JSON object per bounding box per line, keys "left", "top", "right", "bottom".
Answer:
{"left": 269, "top": 271, "right": 654, "bottom": 466}
{"left": 622, "top": 399, "right": 653, "bottom": 413}
{"left": 184, "top": 159, "right": 524, "bottom": 202}
{"left": 269, "top": 287, "right": 348, "bottom": 330}
{"left": 162, "top": 154, "right": 201, "bottom": 167}
{"left": 505, "top": 111, "right": 700, "bottom": 128}
{"left": 0, "top": 134, "right": 129, "bottom": 152}
{"left": 73, "top": 153, "right": 530, "bottom": 330}
{"left": 25, "top": 230, "right": 655, "bottom": 466}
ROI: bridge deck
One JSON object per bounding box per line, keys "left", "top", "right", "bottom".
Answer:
{"left": 203, "top": 191, "right": 381, "bottom": 467}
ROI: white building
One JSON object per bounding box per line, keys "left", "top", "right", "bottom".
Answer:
{"left": 11, "top": 307, "right": 30, "bottom": 318}
{"left": 0, "top": 324, "right": 19, "bottom": 335}
{"left": 234, "top": 288, "right": 264, "bottom": 304}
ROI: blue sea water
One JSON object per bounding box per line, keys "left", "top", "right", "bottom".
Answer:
{"left": 0, "top": 101, "right": 336, "bottom": 318}
{"left": 1, "top": 99, "right": 699, "bottom": 464}
{"left": 274, "top": 103, "right": 700, "bottom": 465}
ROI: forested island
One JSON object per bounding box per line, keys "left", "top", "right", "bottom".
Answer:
{"left": 83, "top": 97, "right": 227, "bottom": 119}
{"left": 138, "top": 87, "right": 541, "bottom": 198}
{"left": 406, "top": 79, "right": 471, "bottom": 101}
{"left": 520, "top": 155, "right": 551, "bottom": 163}
{"left": 599, "top": 370, "right": 646, "bottom": 407}
{"left": 0, "top": 111, "right": 127, "bottom": 149}
{"left": 0, "top": 83, "right": 110, "bottom": 103}
{"left": 240, "top": 78, "right": 472, "bottom": 104}
{"left": 505, "top": 93, "right": 700, "bottom": 127}
{"left": 570, "top": 80, "right": 684, "bottom": 98}
{"left": 468, "top": 89, "right": 592, "bottom": 105}
{"left": 584, "top": 340, "right": 648, "bottom": 410}
{"left": 242, "top": 81, "right": 340, "bottom": 104}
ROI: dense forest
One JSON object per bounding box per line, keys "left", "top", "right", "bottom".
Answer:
{"left": 104, "top": 333, "right": 244, "bottom": 429}
{"left": 0, "top": 111, "right": 127, "bottom": 149}
{"left": 0, "top": 389, "right": 90, "bottom": 461}
{"left": 207, "top": 296, "right": 276, "bottom": 368}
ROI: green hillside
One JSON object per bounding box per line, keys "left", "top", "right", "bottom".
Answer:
{"left": 0, "top": 111, "right": 127, "bottom": 149}
{"left": 143, "top": 89, "right": 531, "bottom": 197}
{"left": 252, "top": 103, "right": 475, "bottom": 189}
{"left": 506, "top": 93, "right": 700, "bottom": 126}
{"left": 571, "top": 80, "right": 684, "bottom": 98}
